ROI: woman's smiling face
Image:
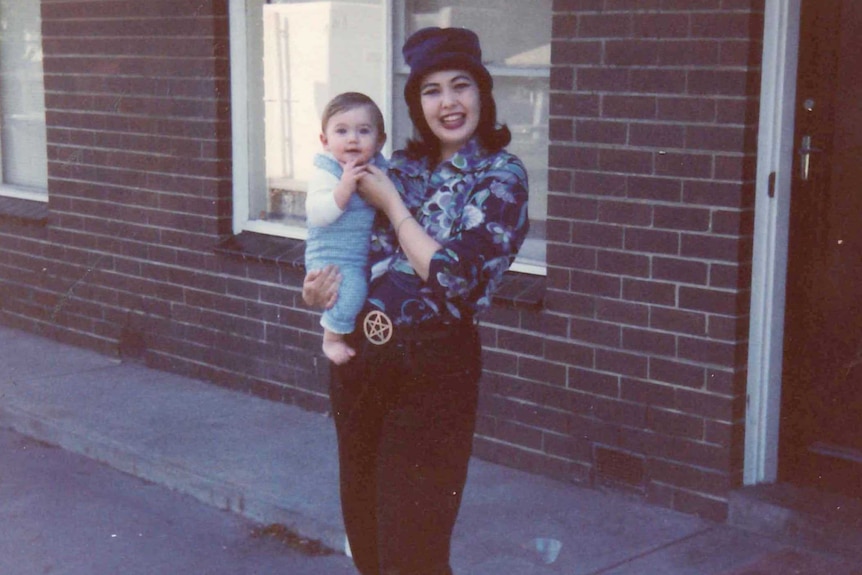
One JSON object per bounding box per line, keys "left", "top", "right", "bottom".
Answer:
{"left": 419, "top": 69, "right": 481, "bottom": 161}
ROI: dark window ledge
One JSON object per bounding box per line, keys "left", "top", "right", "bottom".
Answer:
{"left": 214, "top": 232, "right": 305, "bottom": 269}
{"left": 492, "top": 270, "right": 545, "bottom": 310}
{"left": 215, "top": 231, "right": 545, "bottom": 309}
{"left": 0, "top": 196, "right": 48, "bottom": 226}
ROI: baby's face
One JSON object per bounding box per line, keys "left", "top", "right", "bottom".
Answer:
{"left": 321, "top": 106, "right": 383, "bottom": 166}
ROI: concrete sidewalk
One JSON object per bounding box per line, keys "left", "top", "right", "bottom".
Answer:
{"left": 1, "top": 324, "right": 860, "bottom": 575}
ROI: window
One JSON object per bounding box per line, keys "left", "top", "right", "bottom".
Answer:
{"left": 0, "top": 0, "right": 48, "bottom": 200}
{"left": 230, "top": 0, "right": 549, "bottom": 272}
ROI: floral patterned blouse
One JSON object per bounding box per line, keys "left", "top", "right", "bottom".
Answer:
{"left": 366, "top": 137, "right": 529, "bottom": 327}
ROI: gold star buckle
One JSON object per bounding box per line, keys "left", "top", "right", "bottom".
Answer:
{"left": 363, "top": 310, "right": 393, "bottom": 345}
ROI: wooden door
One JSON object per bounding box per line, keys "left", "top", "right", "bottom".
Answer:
{"left": 779, "top": 0, "right": 862, "bottom": 497}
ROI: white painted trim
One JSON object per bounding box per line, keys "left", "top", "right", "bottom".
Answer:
{"left": 243, "top": 219, "right": 308, "bottom": 241}
{"left": 509, "top": 259, "right": 545, "bottom": 276}
{"left": 229, "top": 0, "right": 267, "bottom": 235}
{"left": 744, "top": 0, "right": 801, "bottom": 485}
{"left": 382, "top": 0, "right": 394, "bottom": 158}
{"left": 0, "top": 185, "right": 47, "bottom": 202}
{"left": 229, "top": 0, "right": 251, "bottom": 234}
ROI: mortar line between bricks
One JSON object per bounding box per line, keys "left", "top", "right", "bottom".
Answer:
{"left": 582, "top": 526, "right": 718, "bottom": 575}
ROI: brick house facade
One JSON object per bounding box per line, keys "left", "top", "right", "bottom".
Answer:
{"left": 0, "top": 0, "right": 768, "bottom": 521}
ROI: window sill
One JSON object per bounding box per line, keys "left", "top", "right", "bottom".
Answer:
{"left": 214, "top": 231, "right": 545, "bottom": 309}
{"left": 0, "top": 196, "right": 48, "bottom": 226}
{"left": 492, "top": 270, "right": 545, "bottom": 310}
{"left": 214, "top": 232, "right": 305, "bottom": 269}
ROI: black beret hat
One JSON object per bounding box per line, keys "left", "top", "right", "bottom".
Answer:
{"left": 402, "top": 27, "right": 493, "bottom": 96}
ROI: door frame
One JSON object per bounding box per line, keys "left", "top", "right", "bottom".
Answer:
{"left": 744, "top": 0, "right": 802, "bottom": 485}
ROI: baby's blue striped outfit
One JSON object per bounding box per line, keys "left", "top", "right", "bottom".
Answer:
{"left": 304, "top": 153, "right": 385, "bottom": 334}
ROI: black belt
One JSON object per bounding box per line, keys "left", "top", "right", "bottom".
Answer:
{"left": 360, "top": 309, "right": 474, "bottom": 346}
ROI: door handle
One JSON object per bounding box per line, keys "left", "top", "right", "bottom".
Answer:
{"left": 799, "top": 135, "right": 823, "bottom": 181}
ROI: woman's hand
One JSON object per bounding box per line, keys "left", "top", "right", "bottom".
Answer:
{"left": 359, "top": 165, "right": 442, "bottom": 281}
{"left": 302, "top": 265, "right": 341, "bottom": 309}
{"left": 331, "top": 159, "right": 368, "bottom": 211}
{"left": 357, "top": 165, "right": 402, "bottom": 215}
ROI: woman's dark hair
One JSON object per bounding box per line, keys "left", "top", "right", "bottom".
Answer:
{"left": 403, "top": 70, "right": 511, "bottom": 161}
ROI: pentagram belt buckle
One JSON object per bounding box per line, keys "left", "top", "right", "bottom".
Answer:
{"left": 362, "top": 309, "right": 393, "bottom": 345}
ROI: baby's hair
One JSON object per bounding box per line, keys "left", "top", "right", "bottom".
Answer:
{"left": 321, "top": 92, "right": 386, "bottom": 137}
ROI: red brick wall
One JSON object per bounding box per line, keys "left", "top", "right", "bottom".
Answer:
{"left": 473, "top": 0, "right": 763, "bottom": 520}
{"left": 32, "top": 0, "right": 337, "bottom": 410}
{"left": 0, "top": 0, "right": 764, "bottom": 521}
{"left": 1, "top": 1, "right": 303, "bottom": 406}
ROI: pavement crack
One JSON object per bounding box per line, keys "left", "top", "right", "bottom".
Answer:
{"left": 582, "top": 526, "right": 718, "bottom": 575}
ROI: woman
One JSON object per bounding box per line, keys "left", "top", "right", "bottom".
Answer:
{"left": 304, "top": 27, "right": 529, "bottom": 575}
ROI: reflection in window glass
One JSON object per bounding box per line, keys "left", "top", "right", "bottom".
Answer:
{"left": 404, "top": 0, "right": 550, "bottom": 69}
{"left": 258, "top": 0, "right": 386, "bottom": 227}
{"left": 397, "top": 0, "right": 551, "bottom": 267}
{"left": 249, "top": 0, "right": 550, "bottom": 270}
{"left": 0, "top": 0, "right": 48, "bottom": 193}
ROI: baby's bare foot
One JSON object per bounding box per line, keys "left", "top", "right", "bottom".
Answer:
{"left": 322, "top": 338, "right": 356, "bottom": 365}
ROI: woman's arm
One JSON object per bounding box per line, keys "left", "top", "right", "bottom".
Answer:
{"left": 422, "top": 155, "right": 530, "bottom": 313}
{"left": 360, "top": 153, "right": 529, "bottom": 318}
{"left": 358, "top": 165, "right": 440, "bottom": 281}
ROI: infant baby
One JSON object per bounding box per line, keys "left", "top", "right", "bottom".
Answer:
{"left": 304, "top": 92, "right": 388, "bottom": 364}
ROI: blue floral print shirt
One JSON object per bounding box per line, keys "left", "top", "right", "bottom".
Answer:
{"left": 366, "top": 138, "right": 529, "bottom": 327}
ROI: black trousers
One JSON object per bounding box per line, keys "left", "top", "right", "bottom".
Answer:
{"left": 329, "top": 322, "right": 481, "bottom": 575}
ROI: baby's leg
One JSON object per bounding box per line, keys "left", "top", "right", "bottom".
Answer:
{"left": 322, "top": 328, "right": 356, "bottom": 365}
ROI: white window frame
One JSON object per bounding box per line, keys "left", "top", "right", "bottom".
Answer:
{"left": 231, "top": 0, "right": 393, "bottom": 242}
{"left": 0, "top": 178, "right": 46, "bottom": 203}
{"left": 744, "top": 0, "right": 801, "bottom": 486}
{"left": 231, "top": 0, "right": 285, "bottom": 236}
{"left": 229, "top": 0, "right": 546, "bottom": 274}
{"left": 0, "top": 0, "right": 48, "bottom": 202}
